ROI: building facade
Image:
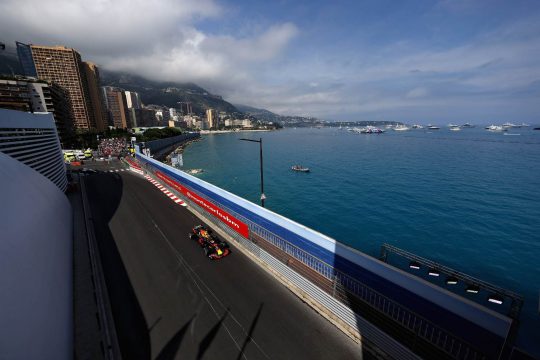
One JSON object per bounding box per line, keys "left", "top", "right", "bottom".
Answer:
{"left": 82, "top": 62, "right": 107, "bottom": 132}
{"left": 206, "top": 108, "right": 217, "bottom": 128}
{"left": 0, "top": 108, "right": 67, "bottom": 191}
{"left": 102, "top": 86, "right": 129, "bottom": 129}
{"left": 22, "top": 44, "right": 94, "bottom": 131}
{"left": 124, "top": 91, "right": 141, "bottom": 110}
{"left": 0, "top": 78, "right": 74, "bottom": 144}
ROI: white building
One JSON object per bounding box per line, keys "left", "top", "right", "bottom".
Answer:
{"left": 0, "top": 108, "right": 67, "bottom": 191}
{"left": 124, "top": 91, "right": 141, "bottom": 109}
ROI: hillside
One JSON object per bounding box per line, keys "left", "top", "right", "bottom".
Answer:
{"left": 233, "top": 104, "right": 283, "bottom": 122}
{"left": 100, "top": 70, "right": 240, "bottom": 115}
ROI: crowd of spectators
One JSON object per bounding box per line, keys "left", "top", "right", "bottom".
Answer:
{"left": 98, "top": 137, "right": 128, "bottom": 157}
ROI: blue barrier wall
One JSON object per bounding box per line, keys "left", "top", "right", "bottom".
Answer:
{"left": 136, "top": 151, "right": 513, "bottom": 358}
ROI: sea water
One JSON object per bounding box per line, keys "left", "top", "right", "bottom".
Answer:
{"left": 182, "top": 127, "right": 540, "bottom": 354}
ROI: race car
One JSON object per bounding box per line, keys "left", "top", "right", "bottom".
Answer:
{"left": 189, "top": 225, "right": 230, "bottom": 260}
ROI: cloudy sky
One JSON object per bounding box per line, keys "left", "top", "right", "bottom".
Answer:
{"left": 1, "top": 0, "right": 539, "bottom": 122}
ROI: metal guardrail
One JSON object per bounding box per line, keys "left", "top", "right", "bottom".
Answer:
{"left": 380, "top": 243, "right": 523, "bottom": 320}
{"left": 137, "top": 159, "right": 492, "bottom": 360}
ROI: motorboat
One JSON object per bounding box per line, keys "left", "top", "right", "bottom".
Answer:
{"left": 461, "top": 123, "right": 475, "bottom": 128}
{"left": 291, "top": 165, "right": 310, "bottom": 172}
{"left": 502, "top": 122, "right": 517, "bottom": 128}
{"left": 394, "top": 125, "right": 410, "bottom": 131}
{"left": 448, "top": 124, "right": 461, "bottom": 131}
{"left": 360, "top": 126, "right": 385, "bottom": 134}
{"left": 411, "top": 124, "right": 424, "bottom": 129}
{"left": 485, "top": 125, "right": 507, "bottom": 132}
{"left": 427, "top": 124, "right": 440, "bottom": 130}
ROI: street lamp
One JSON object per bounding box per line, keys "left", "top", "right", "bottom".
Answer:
{"left": 239, "top": 137, "right": 266, "bottom": 207}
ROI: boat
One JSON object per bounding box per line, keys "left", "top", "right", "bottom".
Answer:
{"left": 485, "top": 125, "right": 507, "bottom": 132}
{"left": 448, "top": 124, "right": 461, "bottom": 131}
{"left": 291, "top": 165, "right": 310, "bottom": 172}
{"left": 502, "top": 122, "right": 517, "bottom": 128}
{"left": 360, "top": 126, "right": 385, "bottom": 134}
{"left": 394, "top": 125, "right": 410, "bottom": 131}
{"left": 461, "top": 123, "right": 475, "bottom": 128}
{"left": 411, "top": 124, "right": 424, "bottom": 129}
{"left": 427, "top": 125, "right": 440, "bottom": 130}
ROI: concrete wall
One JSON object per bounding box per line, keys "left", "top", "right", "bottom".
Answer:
{"left": 142, "top": 132, "right": 199, "bottom": 156}
{"left": 0, "top": 152, "right": 72, "bottom": 359}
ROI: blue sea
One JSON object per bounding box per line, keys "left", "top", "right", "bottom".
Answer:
{"left": 182, "top": 126, "right": 540, "bottom": 354}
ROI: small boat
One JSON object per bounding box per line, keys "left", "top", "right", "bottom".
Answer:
{"left": 360, "top": 126, "right": 385, "bottom": 134}
{"left": 412, "top": 124, "right": 424, "bottom": 129}
{"left": 461, "top": 123, "right": 475, "bottom": 128}
{"left": 448, "top": 124, "right": 461, "bottom": 131}
{"left": 502, "top": 122, "right": 517, "bottom": 128}
{"left": 291, "top": 165, "right": 310, "bottom": 172}
{"left": 485, "top": 125, "right": 507, "bottom": 132}
{"left": 427, "top": 125, "right": 440, "bottom": 130}
{"left": 394, "top": 125, "right": 410, "bottom": 131}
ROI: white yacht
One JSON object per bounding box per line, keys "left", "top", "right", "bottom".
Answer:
{"left": 394, "top": 124, "right": 410, "bottom": 131}
{"left": 411, "top": 124, "right": 424, "bottom": 129}
{"left": 485, "top": 125, "right": 507, "bottom": 132}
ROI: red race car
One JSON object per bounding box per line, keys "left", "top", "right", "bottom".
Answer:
{"left": 189, "top": 225, "right": 230, "bottom": 260}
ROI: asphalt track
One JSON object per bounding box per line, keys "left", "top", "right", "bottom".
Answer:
{"left": 82, "top": 160, "right": 365, "bottom": 360}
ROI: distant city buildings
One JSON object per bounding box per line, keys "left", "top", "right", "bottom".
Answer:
{"left": 1, "top": 41, "right": 277, "bottom": 136}
{"left": 124, "top": 91, "right": 141, "bottom": 109}
{"left": 101, "top": 86, "right": 129, "bottom": 129}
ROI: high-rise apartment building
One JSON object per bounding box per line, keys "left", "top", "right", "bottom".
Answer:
{"left": 102, "top": 86, "right": 129, "bottom": 129}
{"left": 0, "top": 78, "right": 73, "bottom": 144}
{"left": 124, "top": 91, "right": 141, "bottom": 109}
{"left": 206, "top": 108, "right": 217, "bottom": 128}
{"left": 17, "top": 43, "right": 94, "bottom": 131}
{"left": 82, "top": 62, "right": 107, "bottom": 132}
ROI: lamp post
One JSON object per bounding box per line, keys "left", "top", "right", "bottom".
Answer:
{"left": 239, "top": 137, "right": 265, "bottom": 207}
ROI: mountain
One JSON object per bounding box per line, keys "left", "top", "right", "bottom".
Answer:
{"left": 100, "top": 70, "right": 240, "bottom": 114}
{"left": 233, "top": 104, "right": 285, "bottom": 122}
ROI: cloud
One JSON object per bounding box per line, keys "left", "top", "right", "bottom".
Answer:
{"left": 406, "top": 87, "right": 428, "bottom": 98}
{"left": 1, "top": 0, "right": 539, "bottom": 122}
{"left": 0, "top": 0, "right": 297, "bottom": 86}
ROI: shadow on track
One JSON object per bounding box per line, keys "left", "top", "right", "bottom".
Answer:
{"left": 85, "top": 172, "right": 151, "bottom": 360}
{"left": 156, "top": 315, "right": 195, "bottom": 360}
{"left": 236, "top": 303, "right": 264, "bottom": 360}
{"left": 197, "top": 309, "right": 229, "bottom": 360}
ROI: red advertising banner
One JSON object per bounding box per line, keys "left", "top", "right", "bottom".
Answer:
{"left": 155, "top": 171, "right": 250, "bottom": 238}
